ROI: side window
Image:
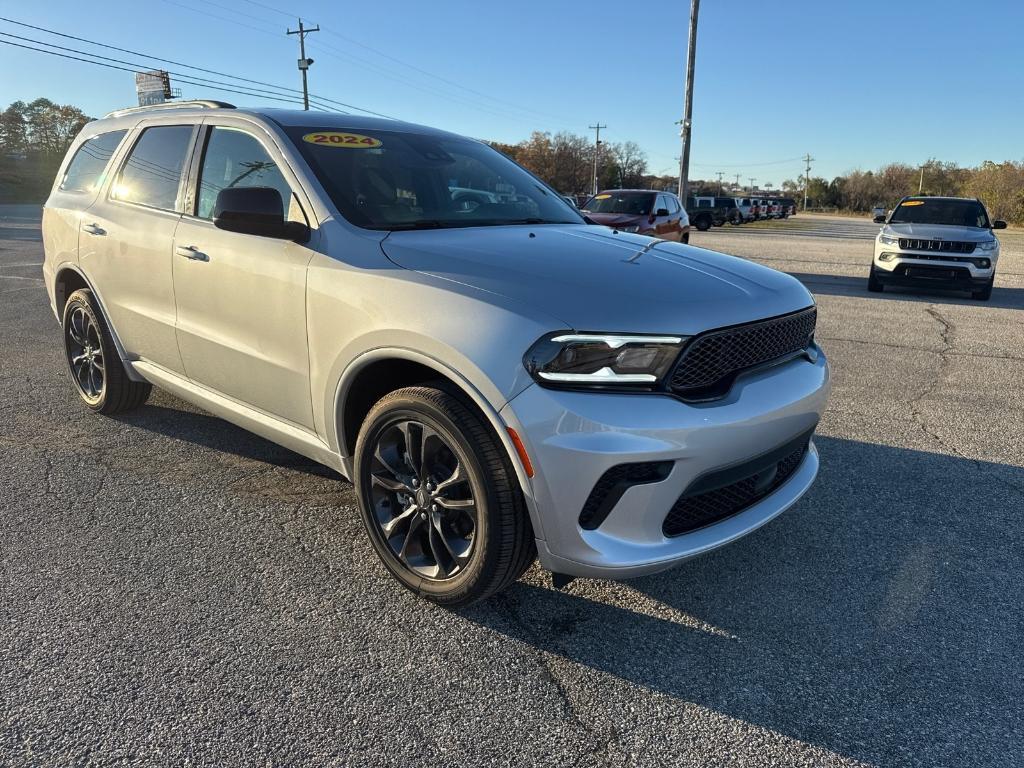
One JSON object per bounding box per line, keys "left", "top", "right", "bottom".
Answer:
{"left": 196, "top": 126, "right": 295, "bottom": 220}
{"left": 113, "top": 125, "right": 194, "bottom": 211}
{"left": 59, "top": 130, "right": 127, "bottom": 193}
{"left": 656, "top": 195, "right": 668, "bottom": 214}
{"left": 668, "top": 195, "right": 680, "bottom": 214}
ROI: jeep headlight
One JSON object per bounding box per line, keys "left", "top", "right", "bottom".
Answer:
{"left": 977, "top": 240, "right": 998, "bottom": 252}
{"left": 524, "top": 333, "right": 686, "bottom": 388}
{"left": 878, "top": 233, "right": 899, "bottom": 246}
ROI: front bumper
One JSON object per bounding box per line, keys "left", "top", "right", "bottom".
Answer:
{"left": 500, "top": 348, "right": 830, "bottom": 579}
{"left": 873, "top": 247, "right": 996, "bottom": 288}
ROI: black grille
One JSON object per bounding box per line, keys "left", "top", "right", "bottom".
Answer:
{"left": 898, "top": 238, "right": 976, "bottom": 254}
{"left": 662, "top": 432, "right": 811, "bottom": 537}
{"left": 895, "top": 264, "right": 972, "bottom": 281}
{"left": 668, "top": 308, "right": 816, "bottom": 400}
{"left": 579, "top": 461, "right": 672, "bottom": 530}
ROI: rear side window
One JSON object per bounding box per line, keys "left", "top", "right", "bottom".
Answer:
{"left": 196, "top": 126, "right": 295, "bottom": 220}
{"left": 59, "top": 130, "right": 127, "bottom": 193}
{"left": 112, "top": 125, "right": 194, "bottom": 211}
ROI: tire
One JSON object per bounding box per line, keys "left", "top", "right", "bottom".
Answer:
{"left": 354, "top": 385, "right": 535, "bottom": 607}
{"left": 694, "top": 214, "right": 711, "bottom": 232}
{"left": 682, "top": 232, "right": 690, "bottom": 244}
{"left": 972, "top": 277, "right": 994, "bottom": 301}
{"left": 867, "top": 265, "right": 884, "bottom": 293}
{"left": 62, "top": 288, "right": 151, "bottom": 414}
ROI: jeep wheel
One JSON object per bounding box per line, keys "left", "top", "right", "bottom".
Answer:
{"left": 867, "top": 265, "right": 884, "bottom": 293}
{"left": 63, "top": 288, "right": 151, "bottom": 414}
{"left": 694, "top": 214, "right": 711, "bottom": 232}
{"left": 354, "top": 386, "right": 535, "bottom": 607}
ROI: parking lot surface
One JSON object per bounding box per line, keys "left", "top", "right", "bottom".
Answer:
{"left": 2, "top": 207, "right": 1022, "bottom": 767}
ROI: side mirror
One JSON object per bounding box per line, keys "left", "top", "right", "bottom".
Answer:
{"left": 873, "top": 215, "right": 886, "bottom": 224}
{"left": 993, "top": 220, "right": 1007, "bottom": 230}
{"left": 213, "top": 187, "right": 306, "bottom": 240}
{"left": 656, "top": 208, "right": 670, "bottom": 217}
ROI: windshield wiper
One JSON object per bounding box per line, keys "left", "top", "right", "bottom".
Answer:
{"left": 386, "top": 220, "right": 451, "bottom": 230}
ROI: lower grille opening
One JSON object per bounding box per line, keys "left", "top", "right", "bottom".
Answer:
{"left": 579, "top": 461, "right": 673, "bottom": 530}
{"left": 662, "top": 430, "right": 813, "bottom": 537}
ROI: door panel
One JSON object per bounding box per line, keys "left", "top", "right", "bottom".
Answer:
{"left": 172, "top": 124, "right": 314, "bottom": 429}
{"left": 172, "top": 219, "right": 314, "bottom": 428}
{"left": 79, "top": 124, "right": 195, "bottom": 373}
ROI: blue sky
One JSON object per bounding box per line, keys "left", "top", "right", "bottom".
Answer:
{"left": 1, "top": 0, "right": 1021, "bottom": 183}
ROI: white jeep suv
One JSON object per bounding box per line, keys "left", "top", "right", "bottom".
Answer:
{"left": 869, "top": 196, "right": 1005, "bottom": 301}
{"left": 42, "top": 101, "right": 830, "bottom": 606}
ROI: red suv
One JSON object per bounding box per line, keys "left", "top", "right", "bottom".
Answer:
{"left": 581, "top": 189, "right": 690, "bottom": 243}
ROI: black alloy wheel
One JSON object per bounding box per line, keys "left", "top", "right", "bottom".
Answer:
{"left": 367, "top": 418, "right": 477, "bottom": 580}
{"left": 61, "top": 288, "right": 151, "bottom": 414}
{"left": 354, "top": 386, "right": 535, "bottom": 606}
{"left": 65, "top": 304, "right": 105, "bottom": 404}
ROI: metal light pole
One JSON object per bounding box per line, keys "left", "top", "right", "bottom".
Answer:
{"left": 676, "top": 0, "right": 700, "bottom": 202}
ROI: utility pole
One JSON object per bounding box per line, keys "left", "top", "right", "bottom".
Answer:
{"left": 918, "top": 164, "right": 925, "bottom": 194}
{"left": 802, "top": 152, "right": 814, "bottom": 211}
{"left": 733, "top": 173, "right": 741, "bottom": 189}
{"left": 748, "top": 177, "right": 756, "bottom": 193}
{"left": 716, "top": 171, "right": 724, "bottom": 195}
{"left": 287, "top": 18, "right": 319, "bottom": 110}
{"left": 676, "top": 0, "right": 700, "bottom": 202}
{"left": 589, "top": 123, "right": 606, "bottom": 195}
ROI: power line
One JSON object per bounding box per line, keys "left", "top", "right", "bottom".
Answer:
{"left": 0, "top": 37, "right": 329, "bottom": 109}
{"left": 0, "top": 31, "right": 322, "bottom": 107}
{"left": 216, "top": 0, "right": 575, "bottom": 124}
{"left": 0, "top": 17, "right": 395, "bottom": 118}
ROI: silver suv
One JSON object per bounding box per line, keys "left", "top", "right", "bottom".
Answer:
{"left": 42, "top": 101, "right": 830, "bottom": 605}
{"left": 870, "top": 196, "right": 1004, "bottom": 300}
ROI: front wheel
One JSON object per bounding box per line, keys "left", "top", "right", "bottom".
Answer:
{"left": 62, "top": 288, "right": 151, "bottom": 414}
{"left": 354, "top": 386, "right": 535, "bottom": 607}
{"left": 867, "top": 265, "right": 884, "bottom": 293}
{"left": 972, "top": 277, "right": 994, "bottom": 301}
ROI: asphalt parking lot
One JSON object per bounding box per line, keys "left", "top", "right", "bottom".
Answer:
{"left": 2, "top": 206, "right": 1022, "bottom": 767}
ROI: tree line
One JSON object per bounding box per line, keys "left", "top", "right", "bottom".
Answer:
{"left": 0, "top": 98, "right": 92, "bottom": 202}
{"left": 781, "top": 159, "right": 1024, "bottom": 223}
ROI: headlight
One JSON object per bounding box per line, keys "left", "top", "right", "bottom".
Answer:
{"left": 524, "top": 333, "right": 687, "bottom": 388}
{"left": 878, "top": 233, "right": 899, "bottom": 246}
{"left": 619, "top": 225, "right": 640, "bottom": 233}
{"left": 977, "top": 240, "right": 998, "bottom": 252}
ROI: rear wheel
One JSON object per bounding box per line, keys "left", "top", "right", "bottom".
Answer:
{"left": 62, "top": 288, "right": 151, "bottom": 414}
{"left": 354, "top": 386, "right": 535, "bottom": 607}
{"left": 694, "top": 214, "right": 711, "bottom": 232}
{"left": 867, "top": 265, "right": 884, "bottom": 293}
{"left": 971, "top": 277, "right": 994, "bottom": 301}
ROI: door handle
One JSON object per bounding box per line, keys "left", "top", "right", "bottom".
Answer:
{"left": 175, "top": 245, "right": 209, "bottom": 262}
{"left": 82, "top": 223, "right": 105, "bottom": 236}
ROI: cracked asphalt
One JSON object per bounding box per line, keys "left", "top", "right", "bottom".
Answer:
{"left": 2, "top": 207, "right": 1022, "bottom": 767}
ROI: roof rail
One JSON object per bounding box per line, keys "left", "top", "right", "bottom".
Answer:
{"left": 103, "top": 100, "right": 236, "bottom": 119}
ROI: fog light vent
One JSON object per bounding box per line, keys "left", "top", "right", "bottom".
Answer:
{"left": 579, "top": 461, "right": 673, "bottom": 530}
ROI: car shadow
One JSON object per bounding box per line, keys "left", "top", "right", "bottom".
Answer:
{"left": 462, "top": 436, "right": 1024, "bottom": 765}
{"left": 114, "top": 402, "right": 337, "bottom": 479}
{"left": 789, "top": 271, "right": 1024, "bottom": 310}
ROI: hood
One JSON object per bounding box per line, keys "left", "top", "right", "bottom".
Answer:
{"left": 381, "top": 224, "right": 813, "bottom": 334}
{"left": 583, "top": 212, "right": 645, "bottom": 228}
{"left": 883, "top": 222, "right": 995, "bottom": 242}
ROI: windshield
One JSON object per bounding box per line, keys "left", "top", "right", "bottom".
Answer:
{"left": 582, "top": 192, "right": 655, "bottom": 215}
{"left": 285, "top": 127, "right": 583, "bottom": 230}
{"left": 889, "top": 199, "right": 990, "bottom": 228}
